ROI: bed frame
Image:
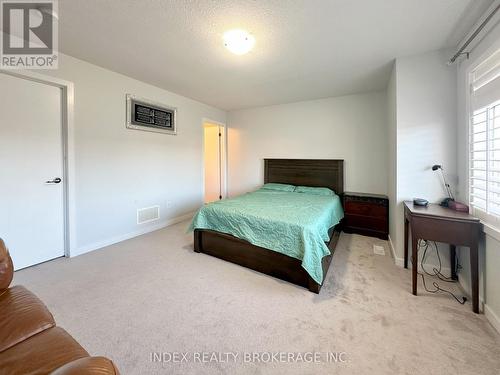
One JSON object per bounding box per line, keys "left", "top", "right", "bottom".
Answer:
{"left": 194, "top": 159, "right": 345, "bottom": 293}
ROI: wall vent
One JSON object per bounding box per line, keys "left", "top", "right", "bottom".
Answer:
{"left": 373, "top": 245, "right": 385, "bottom": 256}
{"left": 137, "top": 205, "right": 160, "bottom": 224}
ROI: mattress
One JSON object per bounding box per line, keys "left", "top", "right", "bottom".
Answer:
{"left": 188, "top": 188, "right": 344, "bottom": 284}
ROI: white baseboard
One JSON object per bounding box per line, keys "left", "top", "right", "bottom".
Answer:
{"left": 484, "top": 304, "right": 500, "bottom": 333}
{"left": 387, "top": 234, "right": 405, "bottom": 267}
{"left": 384, "top": 238, "right": 497, "bottom": 328}
{"left": 391, "top": 254, "right": 452, "bottom": 276}
{"left": 387, "top": 235, "right": 396, "bottom": 263}
{"left": 388, "top": 235, "right": 452, "bottom": 275}
{"left": 394, "top": 257, "right": 405, "bottom": 268}
{"left": 393, "top": 244, "right": 488, "bottom": 315}
{"left": 458, "top": 272, "right": 472, "bottom": 299}
{"left": 408, "top": 260, "right": 452, "bottom": 276}
{"left": 71, "top": 211, "right": 195, "bottom": 257}
{"left": 457, "top": 272, "right": 486, "bottom": 313}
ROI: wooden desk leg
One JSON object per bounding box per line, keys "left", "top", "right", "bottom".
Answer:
{"left": 470, "top": 244, "right": 479, "bottom": 313}
{"left": 450, "top": 245, "right": 457, "bottom": 280}
{"left": 412, "top": 234, "right": 418, "bottom": 295}
{"left": 404, "top": 218, "right": 409, "bottom": 269}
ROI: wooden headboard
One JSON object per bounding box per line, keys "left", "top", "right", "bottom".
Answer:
{"left": 264, "top": 159, "right": 344, "bottom": 195}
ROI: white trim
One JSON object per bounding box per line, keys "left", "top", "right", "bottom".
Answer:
{"left": 388, "top": 235, "right": 453, "bottom": 275}
{"left": 388, "top": 235, "right": 402, "bottom": 266}
{"left": 485, "top": 303, "right": 500, "bottom": 333}
{"left": 202, "top": 118, "right": 228, "bottom": 201}
{"left": 464, "top": 30, "right": 500, "bottom": 210}
{"left": 458, "top": 271, "right": 485, "bottom": 313}
{"left": 394, "top": 259, "right": 405, "bottom": 267}
{"left": 458, "top": 10, "right": 500, "bottom": 322}
{"left": 387, "top": 241, "right": 487, "bottom": 315}
{"left": 397, "top": 257, "right": 452, "bottom": 276}
{"left": 482, "top": 220, "right": 500, "bottom": 242}
{"left": 72, "top": 211, "right": 195, "bottom": 257}
{"left": 393, "top": 257, "right": 405, "bottom": 268}
{"left": 0, "top": 69, "right": 76, "bottom": 258}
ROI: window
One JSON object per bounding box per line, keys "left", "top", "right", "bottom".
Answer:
{"left": 469, "top": 48, "right": 500, "bottom": 223}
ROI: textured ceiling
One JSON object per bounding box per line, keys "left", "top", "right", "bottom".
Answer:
{"left": 56, "top": 0, "right": 493, "bottom": 110}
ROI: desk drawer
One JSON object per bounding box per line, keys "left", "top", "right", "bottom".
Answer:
{"left": 411, "top": 216, "right": 479, "bottom": 246}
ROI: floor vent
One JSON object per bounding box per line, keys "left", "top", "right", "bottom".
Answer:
{"left": 373, "top": 245, "right": 386, "bottom": 256}
{"left": 137, "top": 205, "right": 160, "bottom": 224}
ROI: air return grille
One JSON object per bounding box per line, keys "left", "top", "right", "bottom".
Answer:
{"left": 137, "top": 206, "right": 160, "bottom": 224}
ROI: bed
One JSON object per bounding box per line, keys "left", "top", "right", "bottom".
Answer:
{"left": 191, "top": 159, "right": 344, "bottom": 293}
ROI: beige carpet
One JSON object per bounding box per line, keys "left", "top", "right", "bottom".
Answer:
{"left": 14, "top": 221, "right": 500, "bottom": 375}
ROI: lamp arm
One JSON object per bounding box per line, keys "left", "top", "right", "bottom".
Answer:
{"left": 440, "top": 169, "right": 455, "bottom": 200}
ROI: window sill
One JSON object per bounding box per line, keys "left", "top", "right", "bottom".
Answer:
{"left": 482, "top": 221, "right": 500, "bottom": 242}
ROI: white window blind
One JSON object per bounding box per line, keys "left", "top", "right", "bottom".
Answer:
{"left": 470, "top": 48, "right": 500, "bottom": 222}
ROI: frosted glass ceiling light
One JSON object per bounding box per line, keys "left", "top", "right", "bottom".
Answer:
{"left": 223, "top": 29, "right": 255, "bottom": 55}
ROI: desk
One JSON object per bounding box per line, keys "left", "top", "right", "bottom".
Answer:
{"left": 403, "top": 201, "right": 482, "bottom": 313}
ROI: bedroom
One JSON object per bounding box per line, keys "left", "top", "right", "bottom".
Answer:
{"left": 0, "top": 0, "right": 499, "bottom": 374}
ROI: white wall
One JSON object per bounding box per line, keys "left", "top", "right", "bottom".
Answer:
{"left": 456, "top": 18, "right": 500, "bottom": 330}
{"left": 38, "top": 53, "right": 226, "bottom": 254}
{"left": 390, "top": 49, "right": 458, "bottom": 270}
{"left": 387, "top": 63, "right": 398, "bottom": 254}
{"left": 227, "top": 92, "right": 388, "bottom": 196}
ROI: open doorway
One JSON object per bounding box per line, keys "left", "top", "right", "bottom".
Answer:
{"left": 203, "top": 120, "right": 227, "bottom": 203}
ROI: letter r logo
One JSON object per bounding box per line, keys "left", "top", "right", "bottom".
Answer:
{"left": 1, "top": 1, "right": 55, "bottom": 54}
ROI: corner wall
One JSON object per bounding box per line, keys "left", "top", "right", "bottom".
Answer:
{"left": 38, "top": 53, "right": 226, "bottom": 255}
{"left": 391, "top": 49, "right": 458, "bottom": 269}
{"left": 387, "top": 63, "right": 398, "bottom": 258}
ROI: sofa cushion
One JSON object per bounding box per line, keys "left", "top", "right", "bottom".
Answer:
{"left": 50, "top": 356, "right": 120, "bottom": 375}
{"left": 0, "top": 327, "right": 89, "bottom": 375}
{"left": 0, "top": 239, "right": 13, "bottom": 291}
{"left": 0, "top": 285, "right": 55, "bottom": 353}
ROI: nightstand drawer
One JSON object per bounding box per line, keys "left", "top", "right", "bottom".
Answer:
{"left": 342, "top": 192, "right": 389, "bottom": 239}
{"left": 344, "top": 214, "right": 388, "bottom": 232}
{"left": 344, "top": 201, "right": 387, "bottom": 218}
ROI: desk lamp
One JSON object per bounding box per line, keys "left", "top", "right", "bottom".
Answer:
{"left": 432, "top": 164, "right": 469, "bottom": 213}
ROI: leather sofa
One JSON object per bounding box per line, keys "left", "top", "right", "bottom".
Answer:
{"left": 0, "top": 239, "right": 120, "bottom": 374}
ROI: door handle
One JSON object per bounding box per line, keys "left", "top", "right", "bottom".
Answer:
{"left": 45, "top": 177, "right": 62, "bottom": 184}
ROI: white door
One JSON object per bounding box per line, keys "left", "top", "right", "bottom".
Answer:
{"left": 0, "top": 73, "right": 65, "bottom": 270}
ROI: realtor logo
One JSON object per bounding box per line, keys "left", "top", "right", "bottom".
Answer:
{"left": 1, "top": 0, "right": 58, "bottom": 69}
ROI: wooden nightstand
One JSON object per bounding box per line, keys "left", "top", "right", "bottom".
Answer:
{"left": 342, "top": 192, "right": 389, "bottom": 240}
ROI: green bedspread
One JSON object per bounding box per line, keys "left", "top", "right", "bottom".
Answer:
{"left": 188, "top": 189, "right": 344, "bottom": 284}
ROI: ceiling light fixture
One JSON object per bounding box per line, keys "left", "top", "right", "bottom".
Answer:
{"left": 223, "top": 29, "right": 255, "bottom": 55}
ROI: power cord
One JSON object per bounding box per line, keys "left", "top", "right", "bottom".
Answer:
{"left": 417, "top": 239, "right": 466, "bottom": 305}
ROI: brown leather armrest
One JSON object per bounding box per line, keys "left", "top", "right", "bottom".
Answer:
{"left": 0, "top": 327, "right": 89, "bottom": 374}
{"left": 0, "top": 239, "right": 14, "bottom": 291}
{"left": 0, "top": 285, "right": 55, "bottom": 352}
{"left": 50, "top": 356, "right": 120, "bottom": 375}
